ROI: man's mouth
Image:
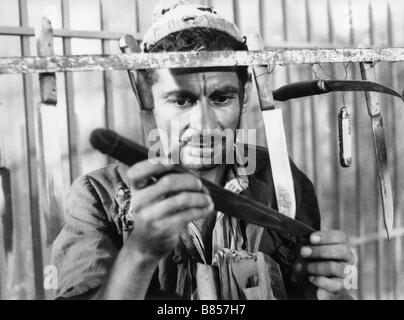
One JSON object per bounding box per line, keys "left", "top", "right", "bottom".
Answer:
{"left": 180, "top": 135, "right": 226, "bottom": 148}
{"left": 185, "top": 141, "right": 216, "bottom": 148}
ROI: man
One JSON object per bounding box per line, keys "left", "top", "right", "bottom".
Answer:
{"left": 52, "top": 0, "right": 355, "bottom": 300}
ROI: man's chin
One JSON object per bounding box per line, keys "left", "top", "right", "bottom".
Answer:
{"left": 181, "top": 161, "right": 220, "bottom": 172}
{"left": 179, "top": 145, "right": 227, "bottom": 171}
{"left": 180, "top": 154, "right": 223, "bottom": 171}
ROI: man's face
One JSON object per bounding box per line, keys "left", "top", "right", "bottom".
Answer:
{"left": 149, "top": 68, "right": 246, "bottom": 171}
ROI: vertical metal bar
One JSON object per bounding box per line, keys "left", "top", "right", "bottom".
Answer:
{"left": 61, "top": 0, "right": 80, "bottom": 183}
{"left": 281, "top": 0, "right": 288, "bottom": 42}
{"left": 352, "top": 71, "right": 365, "bottom": 300}
{"left": 18, "top": 0, "right": 45, "bottom": 300}
{"left": 326, "top": 0, "right": 334, "bottom": 45}
{"left": 348, "top": 0, "right": 364, "bottom": 300}
{"left": 305, "top": 0, "right": 312, "bottom": 43}
{"left": 281, "top": 0, "right": 293, "bottom": 156}
{"left": 258, "top": 0, "right": 265, "bottom": 40}
{"left": 100, "top": 0, "right": 114, "bottom": 131}
{"left": 368, "top": 1, "right": 383, "bottom": 300}
{"left": 326, "top": 0, "right": 341, "bottom": 230}
{"left": 232, "top": 0, "right": 239, "bottom": 25}
{"left": 134, "top": 0, "right": 140, "bottom": 35}
{"left": 387, "top": 2, "right": 401, "bottom": 300}
{"left": 305, "top": 0, "right": 317, "bottom": 185}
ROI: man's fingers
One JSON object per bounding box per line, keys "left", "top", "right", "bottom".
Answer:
{"left": 316, "top": 288, "right": 339, "bottom": 300}
{"left": 140, "top": 192, "right": 213, "bottom": 220}
{"left": 131, "top": 173, "right": 205, "bottom": 211}
{"left": 127, "top": 158, "right": 175, "bottom": 189}
{"left": 302, "top": 261, "right": 347, "bottom": 278}
{"left": 156, "top": 205, "right": 214, "bottom": 230}
{"left": 300, "top": 244, "right": 355, "bottom": 264}
{"left": 309, "top": 276, "right": 345, "bottom": 295}
{"left": 309, "top": 230, "right": 349, "bottom": 245}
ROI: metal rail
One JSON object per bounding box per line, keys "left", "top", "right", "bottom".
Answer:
{"left": 0, "top": 25, "right": 142, "bottom": 40}
{"left": 1, "top": 48, "right": 404, "bottom": 74}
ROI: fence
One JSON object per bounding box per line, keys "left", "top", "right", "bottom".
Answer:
{"left": 0, "top": 0, "right": 403, "bottom": 300}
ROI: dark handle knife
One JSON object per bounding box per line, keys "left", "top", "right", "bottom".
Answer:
{"left": 273, "top": 80, "right": 328, "bottom": 101}
{"left": 90, "top": 128, "right": 315, "bottom": 238}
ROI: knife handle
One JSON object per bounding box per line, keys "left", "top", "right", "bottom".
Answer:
{"left": 89, "top": 128, "right": 316, "bottom": 237}
{"left": 273, "top": 80, "right": 329, "bottom": 101}
{"left": 89, "top": 129, "right": 239, "bottom": 214}
{"left": 338, "top": 106, "right": 353, "bottom": 168}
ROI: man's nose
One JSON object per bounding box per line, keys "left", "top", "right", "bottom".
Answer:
{"left": 190, "top": 97, "right": 218, "bottom": 130}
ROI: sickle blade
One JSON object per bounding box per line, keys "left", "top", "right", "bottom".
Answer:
{"left": 324, "top": 80, "right": 404, "bottom": 101}
{"left": 272, "top": 79, "right": 404, "bottom": 102}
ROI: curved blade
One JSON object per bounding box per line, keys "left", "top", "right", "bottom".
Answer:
{"left": 324, "top": 80, "right": 404, "bottom": 101}
{"left": 273, "top": 79, "right": 404, "bottom": 102}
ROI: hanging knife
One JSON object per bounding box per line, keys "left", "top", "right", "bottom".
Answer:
{"left": 248, "top": 33, "right": 297, "bottom": 220}
{"left": 359, "top": 62, "right": 394, "bottom": 240}
{"left": 119, "top": 34, "right": 157, "bottom": 147}
{"left": 0, "top": 106, "right": 13, "bottom": 258}
{"left": 90, "top": 128, "right": 315, "bottom": 238}
{"left": 273, "top": 79, "right": 404, "bottom": 102}
{"left": 35, "top": 17, "right": 65, "bottom": 244}
{"left": 338, "top": 106, "right": 353, "bottom": 168}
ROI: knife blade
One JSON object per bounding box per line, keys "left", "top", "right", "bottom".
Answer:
{"left": 360, "top": 62, "right": 394, "bottom": 240}
{"left": 90, "top": 128, "right": 315, "bottom": 238}
{"left": 273, "top": 79, "right": 404, "bottom": 102}
{"left": 35, "top": 16, "right": 65, "bottom": 244}
{"left": 248, "top": 33, "right": 297, "bottom": 220}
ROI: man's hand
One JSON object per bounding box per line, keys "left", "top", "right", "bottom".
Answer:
{"left": 125, "top": 158, "right": 214, "bottom": 261}
{"left": 292, "top": 230, "right": 355, "bottom": 300}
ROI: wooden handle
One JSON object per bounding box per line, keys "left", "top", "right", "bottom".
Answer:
{"left": 248, "top": 33, "right": 275, "bottom": 111}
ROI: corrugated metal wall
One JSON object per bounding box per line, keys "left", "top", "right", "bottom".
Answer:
{"left": 0, "top": 0, "right": 403, "bottom": 299}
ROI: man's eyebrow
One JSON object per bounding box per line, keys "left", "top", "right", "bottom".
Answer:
{"left": 162, "top": 89, "right": 197, "bottom": 99}
{"left": 209, "top": 86, "right": 239, "bottom": 95}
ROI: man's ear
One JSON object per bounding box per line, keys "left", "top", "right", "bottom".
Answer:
{"left": 241, "top": 74, "right": 252, "bottom": 114}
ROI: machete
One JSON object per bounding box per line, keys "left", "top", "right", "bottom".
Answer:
{"left": 90, "top": 128, "right": 315, "bottom": 238}
{"left": 273, "top": 79, "right": 404, "bottom": 102}
{"left": 35, "top": 17, "right": 65, "bottom": 244}
{"left": 248, "top": 34, "right": 297, "bottom": 220}
{"left": 360, "top": 62, "right": 394, "bottom": 240}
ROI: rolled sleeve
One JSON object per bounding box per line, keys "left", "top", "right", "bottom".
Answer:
{"left": 51, "top": 175, "right": 121, "bottom": 299}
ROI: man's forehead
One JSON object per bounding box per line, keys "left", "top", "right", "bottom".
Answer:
{"left": 153, "top": 67, "right": 240, "bottom": 90}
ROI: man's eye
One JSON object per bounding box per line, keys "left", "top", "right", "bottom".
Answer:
{"left": 169, "top": 98, "right": 194, "bottom": 108}
{"left": 211, "top": 95, "right": 234, "bottom": 106}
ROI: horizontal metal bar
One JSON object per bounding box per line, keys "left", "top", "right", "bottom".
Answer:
{"left": 1, "top": 47, "right": 404, "bottom": 74}
{"left": 0, "top": 26, "right": 346, "bottom": 49}
{"left": 0, "top": 25, "right": 142, "bottom": 40}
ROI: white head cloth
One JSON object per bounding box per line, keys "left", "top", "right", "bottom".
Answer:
{"left": 141, "top": 0, "right": 244, "bottom": 52}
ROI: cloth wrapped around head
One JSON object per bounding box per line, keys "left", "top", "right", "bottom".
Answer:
{"left": 142, "top": 0, "right": 245, "bottom": 52}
